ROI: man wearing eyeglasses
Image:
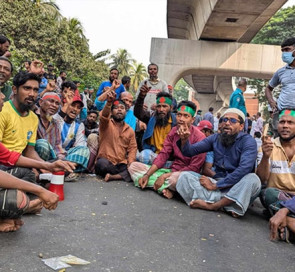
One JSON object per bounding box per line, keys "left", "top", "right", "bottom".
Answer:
{"left": 176, "top": 108, "right": 261, "bottom": 217}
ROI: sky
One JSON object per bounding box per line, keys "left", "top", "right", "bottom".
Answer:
{"left": 56, "top": 0, "right": 167, "bottom": 67}
{"left": 56, "top": 0, "right": 295, "bottom": 67}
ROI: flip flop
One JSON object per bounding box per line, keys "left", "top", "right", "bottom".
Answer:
{"left": 279, "top": 227, "right": 290, "bottom": 243}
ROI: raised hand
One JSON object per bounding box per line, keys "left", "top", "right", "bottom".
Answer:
{"left": 106, "top": 89, "right": 116, "bottom": 103}
{"left": 139, "top": 81, "right": 151, "bottom": 97}
{"left": 29, "top": 59, "right": 44, "bottom": 75}
{"left": 45, "top": 80, "right": 56, "bottom": 92}
{"left": 64, "top": 89, "right": 74, "bottom": 105}
{"left": 261, "top": 136, "right": 273, "bottom": 159}
{"left": 177, "top": 122, "right": 190, "bottom": 143}
{"left": 112, "top": 79, "right": 121, "bottom": 90}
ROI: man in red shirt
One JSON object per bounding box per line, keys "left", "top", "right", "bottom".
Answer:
{"left": 128, "top": 101, "right": 206, "bottom": 199}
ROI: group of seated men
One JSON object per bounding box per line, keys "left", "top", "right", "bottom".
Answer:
{"left": 0, "top": 57, "right": 294, "bottom": 244}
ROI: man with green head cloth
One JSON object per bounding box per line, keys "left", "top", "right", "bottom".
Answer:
{"left": 257, "top": 109, "right": 295, "bottom": 243}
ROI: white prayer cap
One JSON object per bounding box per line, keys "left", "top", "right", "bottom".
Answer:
{"left": 222, "top": 108, "right": 245, "bottom": 122}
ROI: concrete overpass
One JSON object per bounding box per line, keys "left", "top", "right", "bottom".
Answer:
{"left": 150, "top": 0, "right": 287, "bottom": 111}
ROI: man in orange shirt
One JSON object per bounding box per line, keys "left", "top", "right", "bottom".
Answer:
{"left": 95, "top": 83, "right": 137, "bottom": 182}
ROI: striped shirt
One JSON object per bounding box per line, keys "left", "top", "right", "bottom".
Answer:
{"left": 37, "top": 113, "right": 64, "bottom": 156}
{"left": 267, "top": 137, "right": 295, "bottom": 194}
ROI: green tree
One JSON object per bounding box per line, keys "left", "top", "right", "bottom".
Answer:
{"left": 252, "top": 6, "right": 295, "bottom": 45}
{"left": 109, "top": 48, "right": 134, "bottom": 75}
{"left": 31, "top": 0, "right": 61, "bottom": 20}
{"left": 249, "top": 5, "right": 295, "bottom": 113}
{"left": 129, "top": 62, "right": 147, "bottom": 96}
{"left": 94, "top": 49, "right": 111, "bottom": 61}
{"left": 174, "top": 78, "right": 190, "bottom": 102}
{"left": 67, "top": 17, "right": 88, "bottom": 44}
{"left": 0, "top": 0, "right": 108, "bottom": 90}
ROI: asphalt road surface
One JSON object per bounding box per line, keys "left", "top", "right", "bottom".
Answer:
{"left": 0, "top": 176, "right": 294, "bottom": 272}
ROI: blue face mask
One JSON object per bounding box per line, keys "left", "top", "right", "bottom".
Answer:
{"left": 282, "top": 51, "right": 295, "bottom": 64}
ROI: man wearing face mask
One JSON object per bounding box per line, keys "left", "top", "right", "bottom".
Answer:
{"left": 265, "top": 37, "right": 295, "bottom": 137}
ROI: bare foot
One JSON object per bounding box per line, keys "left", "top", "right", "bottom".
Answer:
{"left": 231, "top": 212, "right": 240, "bottom": 218}
{"left": 0, "top": 219, "right": 17, "bottom": 232}
{"left": 14, "top": 219, "right": 24, "bottom": 231}
{"left": 104, "top": 173, "right": 111, "bottom": 182}
{"left": 189, "top": 199, "right": 216, "bottom": 210}
{"left": 104, "top": 173, "right": 122, "bottom": 182}
{"left": 162, "top": 189, "right": 174, "bottom": 199}
{"left": 25, "top": 199, "right": 43, "bottom": 214}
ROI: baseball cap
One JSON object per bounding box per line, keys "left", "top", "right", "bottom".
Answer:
{"left": 72, "top": 95, "right": 84, "bottom": 107}
{"left": 197, "top": 120, "right": 213, "bottom": 131}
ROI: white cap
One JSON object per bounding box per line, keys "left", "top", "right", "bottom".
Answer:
{"left": 222, "top": 108, "right": 245, "bottom": 122}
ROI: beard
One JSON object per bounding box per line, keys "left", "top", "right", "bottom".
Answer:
{"left": 155, "top": 111, "right": 170, "bottom": 127}
{"left": 150, "top": 75, "right": 158, "bottom": 81}
{"left": 19, "top": 101, "right": 35, "bottom": 112}
{"left": 279, "top": 133, "right": 295, "bottom": 142}
{"left": 219, "top": 132, "right": 238, "bottom": 148}
{"left": 112, "top": 114, "right": 125, "bottom": 122}
{"left": 109, "top": 76, "right": 114, "bottom": 83}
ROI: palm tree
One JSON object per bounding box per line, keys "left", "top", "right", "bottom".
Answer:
{"left": 109, "top": 49, "right": 134, "bottom": 76}
{"left": 130, "top": 61, "right": 148, "bottom": 95}
{"left": 67, "top": 18, "right": 87, "bottom": 42}
{"left": 31, "top": 0, "right": 61, "bottom": 19}
{"left": 94, "top": 49, "right": 111, "bottom": 61}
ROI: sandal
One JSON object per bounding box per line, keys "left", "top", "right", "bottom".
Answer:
{"left": 279, "top": 227, "right": 290, "bottom": 243}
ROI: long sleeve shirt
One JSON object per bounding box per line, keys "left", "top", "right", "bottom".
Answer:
{"left": 180, "top": 132, "right": 257, "bottom": 189}
{"left": 96, "top": 81, "right": 125, "bottom": 99}
{"left": 153, "top": 126, "right": 206, "bottom": 172}
{"left": 98, "top": 113, "right": 137, "bottom": 165}
{"left": 203, "top": 112, "right": 214, "bottom": 127}
{"left": 281, "top": 197, "right": 295, "bottom": 214}
{"left": 254, "top": 117, "right": 263, "bottom": 133}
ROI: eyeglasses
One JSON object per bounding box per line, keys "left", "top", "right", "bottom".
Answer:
{"left": 222, "top": 117, "right": 240, "bottom": 124}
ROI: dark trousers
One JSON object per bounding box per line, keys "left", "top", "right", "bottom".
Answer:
{"left": 95, "top": 158, "right": 131, "bottom": 182}
{"left": 0, "top": 165, "right": 36, "bottom": 183}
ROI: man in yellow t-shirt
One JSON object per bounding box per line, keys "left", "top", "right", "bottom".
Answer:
{"left": 134, "top": 90, "right": 177, "bottom": 165}
{"left": 0, "top": 71, "right": 42, "bottom": 182}
{"left": 0, "top": 72, "right": 40, "bottom": 155}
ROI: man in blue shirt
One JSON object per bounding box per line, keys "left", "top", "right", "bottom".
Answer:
{"left": 120, "top": 91, "right": 136, "bottom": 131}
{"left": 229, "top": 78, "right": 247, "bottom": 116}
{"left": 95, "top": 67, "right": 125, "bottom": 111}
{"left": 176, "top": 108, "right": 261, "bottom": 217}
{"left": 203, "top": 107, "right": 214, "bottom": 127}
{"left": 265, "top": 37, "right": 295, "bottom": 137}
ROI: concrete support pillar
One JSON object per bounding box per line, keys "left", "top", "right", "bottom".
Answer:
{"left": 195, "top": 93, "right": 222, "bottom": 112}
{"left": 150, "top": 38, "right": 282, "bottom": 111}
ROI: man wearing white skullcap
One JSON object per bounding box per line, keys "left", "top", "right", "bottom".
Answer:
{"left": 176, "top": 106, "right": 261, "bottom": 217}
